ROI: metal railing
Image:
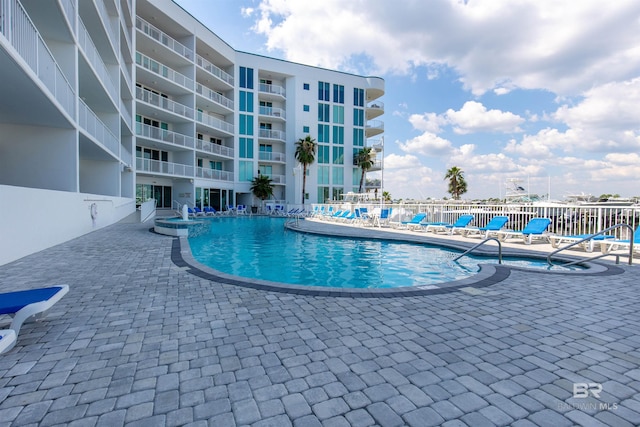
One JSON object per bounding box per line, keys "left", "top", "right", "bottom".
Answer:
{"left": 195, "top": 54, "right": 234, "bottom": 86}
{"left": 547, "top": 224, "right": 635, "bottom": 266}
{"left": 259, "top": 82, "right": 285, "bottom": 98}
{"left": 136, "top": 86, "right": 194, "bottom": 119}
{"left": 78, "top": 18, "right": 118, "bottom": 104}
{"left": 195, "top": 83, "right": 234, "bottom": 110}
{"left": 136, "top": 122, "right": 195, "bottom": 149}
{"left": 136, "top": 51, "right": 194, "bottom": 90}
{"left": 78, "top": 98, "right": 119, "bottom": 158}
{"left": 136, "top": 157, "right": 194, "bottom": 177}
{"left": 195, "top": 139, "right": 234, "bottom": 157}
{"left": 196, "top": 111, "right": 234, "bottom": 134}
{"left": 452, "top": 238, "right": 503, "bottom": 264}
{"left": 136, "top": 16, "right": 193, "bottom": 60}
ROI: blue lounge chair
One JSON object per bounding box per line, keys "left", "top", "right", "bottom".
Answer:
{"left": 392, "top": 213, "right": 427, "bottom": 230}
{"left": 0, "top": 285, "right": 69, "bottom": 354}
{"left": 203, "top": 206, "right": 219, "bottom": 216}
{"left": 497, "top": 218, "right": 552, "bottom": 244}
{"left": 461, "top": 216, "right": 509, "bottom": 238}
{"left": 423, "top": 214, "right": 475, "bottom": 234}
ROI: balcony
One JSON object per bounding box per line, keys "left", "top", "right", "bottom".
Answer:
{"left": 196, "top": 167, "right": 234, "bottom": 181}
{"left": 365, "top": 120, "right": 384, "bottom": 137}
{"left": 136, "top": 51, "right": 194, "bottom": 91}
{"left": 196, "top": 111, "right": 234, "bottom": 135}
{"left": 136, "top": 158, "right": 194, "bottom": 178}
{"left": 195, "top": 139, "right": 234, "bottom": 158}
{"left": 366, "top": 101, "right": 384, "bottom": 120}
{"left": 136, "top": 122, "right": 195, "bottom": 150}
{"left": 136, "top": 86, "right": 194, "bottom": 120}
{"left": 259, "top": 82, "right": 286, "bottom": 100}
{"left": 196, "top": 54, "right": 234, "bottom": 88}
{"left": 259, "top": 129, "right": 286, "bottom": 142}
{"left": 368, "top": 160, "right": 382, "bottom": 172}
{"left": 196, "top": 83, "right": 234, "bottom": 112}
{"left": 78, "top": 99, "right": 119, "bottom": 159}
{"left": 265, "top": 174, "right": 286, "bottom": 185}
{"left": 258, "top": 151, "right": 286, "bottom": 162}
{"left": 136, "top": 17, "right": 193, "bottom": 60}
{"left": 258, "top": 106, "right": 286, "bottom": 121}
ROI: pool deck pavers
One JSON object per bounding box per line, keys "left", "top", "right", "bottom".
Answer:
{"left": 0, "top": 219, "right": 639, "bottom": 426}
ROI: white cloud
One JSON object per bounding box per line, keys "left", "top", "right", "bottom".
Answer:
{"left": 445, "top": 101, "right": 525, "bottom": 134}
{"left": 251, "top": 0, "right": 640, "bottom": 95}
{"left": 398, "top": 133, "right": 453, "bottom": 157}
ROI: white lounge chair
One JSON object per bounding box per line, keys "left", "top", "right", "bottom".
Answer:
{"left": 496, "top": 218, "right": 552, "bottom": 245}
{"left": 549, "top": 233, "right": 615, "bottom": 252}
{"left": 0, "top": 285, "right": 69, "bottom": 354}
{"left": 0, "top": 330, "right": 16, "bottom": 354}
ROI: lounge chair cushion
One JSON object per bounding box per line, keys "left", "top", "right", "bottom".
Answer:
{"left": 0, "top": 286, "right": 65, "bottom": 315}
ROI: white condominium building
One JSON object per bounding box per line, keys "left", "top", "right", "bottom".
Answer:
{"left": 0, "top": 0, "right": 384, "bottom": 265}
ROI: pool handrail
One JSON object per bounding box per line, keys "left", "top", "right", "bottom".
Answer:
{"left": 547, "top": 223, "right": 634, "bottom": 266}
{"left": 452, "top": 237, "right": 503, "bottom": 264}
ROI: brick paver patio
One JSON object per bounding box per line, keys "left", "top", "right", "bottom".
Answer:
{"left": 0, "top": 220, "right": 638, "bottom": 426}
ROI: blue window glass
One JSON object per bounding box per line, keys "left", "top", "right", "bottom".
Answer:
{"left": 303, "top": 83, "right": 310, "bottom": 90}
{"left": 318, "top": 82, "right": 330, "bottom": 101}
{"left": 303, "top": 104, "right": 310, "bottom": 112}
{"left": 354, "top": 88, "right": 364, "bottom": 107}
{"left": 303, "top": 126, "right": 310, "bottom": 133}
{"left": 240, "top": 67, "right": 254, "bottom": 89}
{"left": 333, "top": 84, "right": 344, "bottom": 103}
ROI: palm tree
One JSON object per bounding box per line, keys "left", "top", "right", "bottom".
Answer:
{"left": 355, "top": 146, "right": 374, "bottom": 194}
{"left": 444, "top": 166, "right": 468, "bottom": 200}
{"left": 250, "top": 174, "right": 274, "bottom": 202}
{"left": 294, "top": 135, "right": 317, "bottom": 205}
{"left": 382, "top": 191, "right": 392, "bottom": 203}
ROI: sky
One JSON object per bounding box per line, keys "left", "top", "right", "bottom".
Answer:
{"left": 174, "top": 0, "right": 640, "bottom": 201}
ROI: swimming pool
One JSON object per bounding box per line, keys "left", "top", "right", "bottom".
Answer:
{"left": 187, "top": 217, "right": 583, "bottom": 290}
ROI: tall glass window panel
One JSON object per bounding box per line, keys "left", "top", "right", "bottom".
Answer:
{"left": 239, "top": 91, "right": 254, "bottom": 112}
{"left": 239, "top": 114, "right": 254, "bottom": 135}
{"left": 318, "top": 145, "right": 330, "bottom": 164}
{"left": 353, "top": 129, "right": 364, "bottom": 147}
{"left": 318, "top": 124, "right": 330, "bottom": 143}
{"left": 240, "top": 67, "right": 254, "bottom": 89}
{"left": 332, "top": 167, "right": 344, "bottom": 185}
{"left": 354, "top": 88, "right": 364, "bottom": 107}
{"left": 333, "top": 106, "right": 344, "bottom": 124}
{"left": 333, "top": 126, "right": 344, "bottom": 145}
{"left": 317, "top": 186, "right": 329, "bottom": 203}
{"left": 239, "top": 160, "right": 253, "bottom": 181}
{"left": 317, "top": 166, "right": 330, "bottom": 184}
{"left": 239, "top": 137, "right": 254, "bottom": 158}
{"left": 318, "top": 81, "right": 330, "bottom": 101}
{"left": 352, "top": 168, "right": 361, "bottom": 186}
{"left": 333, "top": 84, "right": 345, "bottom": 104}
{"left": 318, "top": 103, "right": 330, "bottom": 122}
{"left": 332, "top": 187, "right": 344, "bottom": 201}
{"left": 353, "top": 108, "right": 364, "bottom": 126}
{"left": 333, "top": 146, "right": 344, "bottom": 164}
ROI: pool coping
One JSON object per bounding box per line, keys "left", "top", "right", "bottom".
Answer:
{"left": 168, "top": 218, "right": 625, "bottom": 297}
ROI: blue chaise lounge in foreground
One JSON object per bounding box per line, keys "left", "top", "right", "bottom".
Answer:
{"left": 0, "top": 285, "right": 69, "bottom": 354}
{"left": 496, "top": 218, "right": 552, "bottom": 245}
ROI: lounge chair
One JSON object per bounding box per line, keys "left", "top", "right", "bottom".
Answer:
{"left": 203, "top": 206, "right": 219, "bottom": 216}
{"left": 0, "top": 285, "right": 69, "bottom": 354}
{"left": 599, "top": 226, "right": 640, "bottom": 254}
{"left": 391, "top": 213, "right": 427, "bottom": 230}
{"left": 496, "top": 218, "right": 552, "bottom": 244}
{"left": 549, "top": 233, "right": 615, "bottom": 252}
{"left": 422, "top": 214, "right": 475, "bottom": 234}
{"left": 236, "top": 204, "right": 247, "bottom": 215}
{"left": 461, "top": 216, "right": 509, "bottom": 238}
{"left": 192, "top": 206, "right": 205, "bottom": 216}
{"left": 375, "top": 208, "right": 392, "bottom": 227}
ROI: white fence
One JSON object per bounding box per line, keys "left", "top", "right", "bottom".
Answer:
{"left": 313, "top": 202, "right": 640, "bottom": 239}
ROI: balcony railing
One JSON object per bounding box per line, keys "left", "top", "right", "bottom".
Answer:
{"left": 259, "top": 129, "right": 286, "bottom": 141}
{"left": 366, "top": 120, "right": 384, "bottom": 132}
{"left": 266, "top": 174, "right": 286, "bottom": 184}
{"left": 120, "top": 99, "right": 133, "bottom": 130}
{"left": 196, "top": 111, "right": 234, "bottom": 134}
{"left": 259, "top": 151, "right": 286, "bottom": 162}
{"left": 94, "top": 0, "right": 118, "bottom": 55}
{"left": 195, "top": 139, "right": 234, "bottom": 157}
{"left": 259, "top": 82, "right": 286, "bottom": 98}
{"left": 135, "top": 122, "right": 195, "bottom": 149}
{"left": 0, "top": 0, "right": 76, "bottom": 117}
{"left": 136, "top": 17, "right": 193, "bottom": 60}
{"left": 60, "top": 0, "right": 76, "bottom": 34}
{"left": 195, "top": 54, "right": 234, "bottom": 86}
{"left": 259, "top": 106, "right": 286, "bottom": 120}
{"left": 367, "top": 101, "right": 384, "bottom": 110}
{"left": 136, "top": 157, "right": 194, "bottom": 177}
{"left": 78, "top": 19, "right": 118, "bottom": 105}
{"left": 136, "top": 51, "right": 194, "bottom": 90}
{"left": 78, "top": 99, "right": 119, "bottom": 158}
{"left": 195, "top": 83, "right": 234, "bottom": 110}
{"left": 136, "top": 86, "right": 194, "bottom": 119}
{"left": 196, "top": 167, "right": 233, "bottom": 181}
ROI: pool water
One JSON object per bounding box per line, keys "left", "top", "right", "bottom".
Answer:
{"left": 188, "top": 217, "right": 581, "bottom": 289}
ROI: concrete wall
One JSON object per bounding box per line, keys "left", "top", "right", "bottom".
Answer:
{"left": 0, "top": 185, "right": 136, "bottom": 266}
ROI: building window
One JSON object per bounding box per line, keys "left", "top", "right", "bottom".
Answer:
{"left": 303, "top": 104, "right": 310, "bottom": 112}
{"left": 240, "top": 67, "right": 254, "bottom": 89}
{"left": 318, "top": 103, "right": 330, "bottom": 122}
{"left": 317, "top": 166, "right": 330, "bottom": 184}
{"left": 317, "top": 145, "right": 330, "bottom": 164}
{"left": 318, "top": 124, "right": 330, "bottom": 143}
{"left": 318, "top": 81, "right": 330, "bottom": 101}
{"left": 333, "top": 147, "right": 344, "bottom": 164}
{"left": 239, "top": 161, "right": 253, "bottom": 181}
{"left": 332, "top": 187, "right": 344, "bottom": 201}
{"left": 353, "top": 108, "right": 364, "bottom": 126}
{"left": 239, "top": 114, "right": 254, "bottom": 135}
{"left": 354, "top": 88, "right": 364, "bottom": 107}
{"left": 303, "top": 83, "right": 310, "bottom": 90}
{"left": 239, "top": 91, "right": 254, "bottom": 112}
{"left": 333, "top": 106, "right": 344, "bottom": 124}
{"left": 303, "top": 126, "right": 310, "bottom": 133}
{"left": 239, "top": 137, "right": 254, "bottom": 158}
{"left": 258, "top": 164, "right": 272, "bottom": 176}
{"left": 353, "top": 129, "right": 364, "bottom": 147}
{"left": 333, "top": 84, "right": 344, "bottom": 104}
{"left": 352, "top": 168, "right": 361, "bottom": 186}
{"left": 333, "top": 126, "right": 344, "bottom": 144}
{"left": 317, "top": 186, "right": 329, "bottom": 203}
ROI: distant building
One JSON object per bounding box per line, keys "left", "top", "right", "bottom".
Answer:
{"left": 0, "top": 0, "right": 384, "bottom": 264}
